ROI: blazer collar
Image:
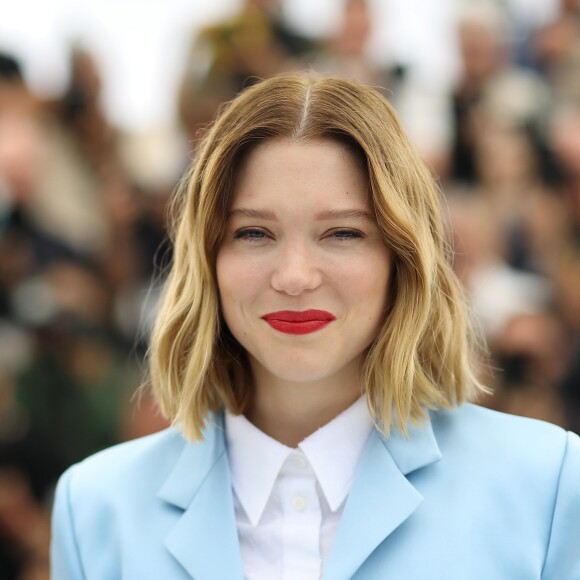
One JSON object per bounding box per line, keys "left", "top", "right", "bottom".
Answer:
{"left": 157, "top": 411, "right": 442, "bottom": 580}
{"left": 158, "top": 414, "right": 244, "bottom": 580}
{"left": 323, "top": 412, "right": 442, "bottom": 580}
{"left": 382, "top": 412, "right": 443, "bottom": 476}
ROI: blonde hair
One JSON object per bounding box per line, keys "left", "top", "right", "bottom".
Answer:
{"left": 150, "top": 74, "right": 485, "bottom": 441}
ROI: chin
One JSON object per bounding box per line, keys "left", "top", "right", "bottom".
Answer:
{"left": 256, "top": 352, "right": 356, "bottom": 385}
{"left": 270, "top": 368, "right": 337, "bottom": 384}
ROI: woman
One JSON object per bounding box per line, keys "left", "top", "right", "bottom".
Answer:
{"left": 51, "top": 75, "right": 580, "bottom": 579}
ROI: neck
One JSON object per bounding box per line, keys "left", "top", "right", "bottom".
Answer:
{"left": 246, "top": 365, "right": 362, "bottom": 448}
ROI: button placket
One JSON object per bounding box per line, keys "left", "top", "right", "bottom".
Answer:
{"left": 279, "top": 475, "right": 321, "bottom": 580}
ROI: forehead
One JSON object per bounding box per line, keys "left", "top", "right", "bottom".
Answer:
{"left": 231, "top": 138, "right": 370, "bottom": 210}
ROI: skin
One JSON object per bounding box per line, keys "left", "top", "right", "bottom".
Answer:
{"left": 216, "top": 138, "right": 392, "bottom": 446}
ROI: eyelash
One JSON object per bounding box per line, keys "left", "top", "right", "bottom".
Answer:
{"left": 233, "top": 228, "right": 365, "bottom": 242}
{"left": 329, "top": 229, "right": 365, "bottom": 241}
{"left": 233, "top": 228, "right": 268, "bottom": 242}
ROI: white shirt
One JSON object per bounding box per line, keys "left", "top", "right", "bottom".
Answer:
{"left": 225, "top": 397, "right": 373, "bottom": 580}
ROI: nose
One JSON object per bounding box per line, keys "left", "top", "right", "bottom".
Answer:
{"left": 270, "top": 242, "right": 322, "bottom": 296}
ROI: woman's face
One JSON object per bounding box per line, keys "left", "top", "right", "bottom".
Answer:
{"left": 216, "top": 138, "right": 392, "bottom": 388}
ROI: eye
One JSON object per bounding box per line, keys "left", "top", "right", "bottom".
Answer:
{"left": 327, "top": 228, "right": 365, "bottom": 241}
{"left": 233, "top": 228, "right": 270, "bottom": 242}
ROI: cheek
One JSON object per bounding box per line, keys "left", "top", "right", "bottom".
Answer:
{"left": 216, "top": 251, "right": 264, "bottom": 314}
{"left": 344, "top": 253, "right": 392, "bottom": 307}
{"left": 356, "top": 267, "right": 392, "bottom": 342}
{"left": 216, "top": 254, "right": 238, "bottom": 310}
{"left": 374, "top": 267, "right": 392, "bottom": 309}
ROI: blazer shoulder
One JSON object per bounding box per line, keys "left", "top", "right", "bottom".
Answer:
{"left": 435, "top": 402, "right": 569, "bottom": 440}
{"left": 62, "top": 427, "right": 188, "bottom": 503}
{"left": 431, "top": 403, "right": 574, "bottom": 476}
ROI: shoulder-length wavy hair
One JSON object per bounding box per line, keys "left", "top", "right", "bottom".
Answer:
{"left": 149, "top": 74, "right": 485, "bottom": 441}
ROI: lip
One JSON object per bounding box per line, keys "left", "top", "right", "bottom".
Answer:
{"left": 261, "top": 310, "right": 336, "bottom": 335}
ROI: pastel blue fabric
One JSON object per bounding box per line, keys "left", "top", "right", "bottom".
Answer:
{"left": 51, "top": 404, "right": 580, "bottom": 579}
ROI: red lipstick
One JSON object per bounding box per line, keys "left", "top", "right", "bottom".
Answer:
{"left": 261, "top": 310, "right": 336, "bottom": 335}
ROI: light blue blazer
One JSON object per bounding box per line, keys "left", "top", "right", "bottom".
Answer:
{"left": 51, "top": 404, "right": 580, "bottom": 579}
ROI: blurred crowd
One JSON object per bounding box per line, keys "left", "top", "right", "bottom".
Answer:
{"left": 0, "top": 0, "right": 579, "bottom": 577}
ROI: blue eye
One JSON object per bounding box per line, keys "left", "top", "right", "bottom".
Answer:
{"left": 330, "top": 229, "right": 364, "bottom": 240}
{"left": 234, "top": 228, "right": 267, "bottom": 241}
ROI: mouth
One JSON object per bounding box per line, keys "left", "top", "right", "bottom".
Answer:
{"left": 261, "top": 310, "right": 336, "bottom": 335}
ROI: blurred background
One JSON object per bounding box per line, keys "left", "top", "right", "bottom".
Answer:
{"left": 0, "top": 0, "right": 579, "bottom": 577}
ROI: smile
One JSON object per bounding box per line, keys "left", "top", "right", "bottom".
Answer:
{"left": 261, "top": 310, "right": 336, "bottom": 335}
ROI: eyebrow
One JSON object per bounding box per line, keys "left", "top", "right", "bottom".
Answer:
{"left": 315, "top": 209, "right": 374, "bottom": 221}
{"left": 228, "top": 208, "right": 374, "bottom": 221}
{"left": 228, "top": 208, "right": 277, "bottom": 220}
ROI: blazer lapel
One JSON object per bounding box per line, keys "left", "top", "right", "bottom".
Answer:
{"left": 158, "top": 416, "right": 244, "bottom": 580}
{"left": 323, "top": 415, "right": 442, "bottom": 580}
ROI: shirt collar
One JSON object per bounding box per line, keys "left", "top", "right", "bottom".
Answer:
{"left": 225, "top": 410, "right": 293, "bottom": 526}
{"left": 299, "top": 396, "right": 373, "bottom": 511}
{"left": 225, "top": 396, "right": 373, "bottom": 525}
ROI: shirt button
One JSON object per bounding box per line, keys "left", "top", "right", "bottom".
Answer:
{"left": 291, "top": 495, "right": 307, "bottom": 511}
